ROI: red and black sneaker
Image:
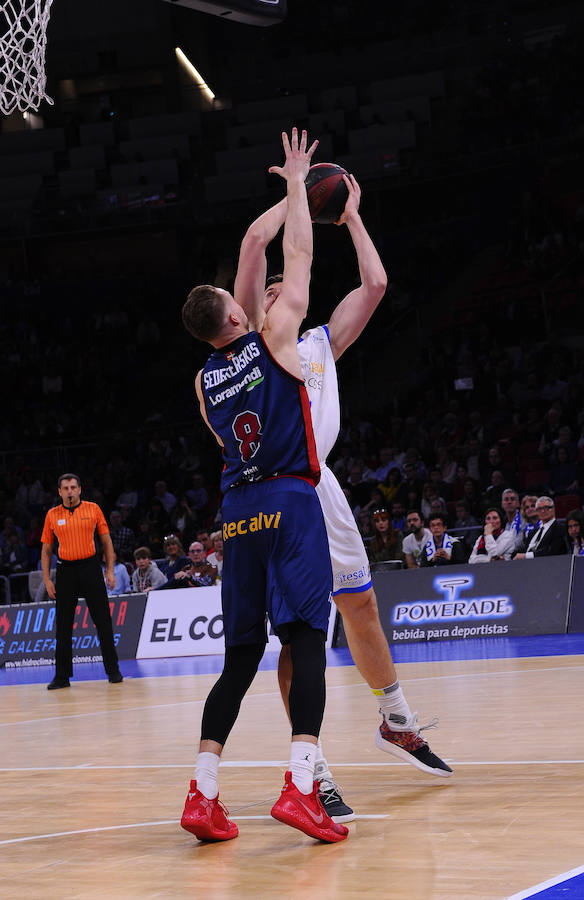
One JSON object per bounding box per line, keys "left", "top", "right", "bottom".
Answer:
{"left": 180, "top": 780, "right": 239, "bottom": 841}
{"left": 271, "top": 771, "right": 349, "bottom": 842}
{"left": 375, "top": 713, "right": 453, "bottom": 777}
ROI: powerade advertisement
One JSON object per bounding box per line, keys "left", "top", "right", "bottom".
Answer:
{"left": 0, "top": 595, "right": 147, "bottom": 668}
{"left": 368, "top": 556, "right": 572, "bottom": 644}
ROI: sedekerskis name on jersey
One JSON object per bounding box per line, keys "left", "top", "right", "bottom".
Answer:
{"left": 207, "top": 365, "right": 263, "bottom": 406}
{"left": 204, "top": 342, "right": 261, "bottom": 389}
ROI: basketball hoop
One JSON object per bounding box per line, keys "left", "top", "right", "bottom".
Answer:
{"left": 0, "top": 0, "right": 54, "bottom": 115}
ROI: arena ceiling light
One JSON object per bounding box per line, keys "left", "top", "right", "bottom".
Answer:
{"left": 162, "top": 0, "right": 287, "bottom": 27}
{"left": 175, "top": 47, "right": 215, "bottom": 101}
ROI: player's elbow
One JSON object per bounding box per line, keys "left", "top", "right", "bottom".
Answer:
{"left": 369, "top": 272, "right": 388, "bottom": 299}
{"left": 240, "top": 229, "right": 267, "bottom": 258}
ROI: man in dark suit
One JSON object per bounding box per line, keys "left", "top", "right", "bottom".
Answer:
{"left": 513, "top": 496, "right": 568, "bottom": 559}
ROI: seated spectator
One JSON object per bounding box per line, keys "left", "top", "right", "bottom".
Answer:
{"left": 0, "top": 531, "right": 27, "bottom": 574}
{"left": 359, "top": 485, "right": 386, "bottom": 519}
{"left": 454, "top": 500, "right": 478, "bottom": 530}
{"left": 465, "top": 437, "right": 482, "bottom": 483}
{"left": 513, "top": 497, "right": 568, "bottom": 559}
{"left": 421, "top": 482, "right": 445, "bottom": 521}
{"left": 480, "top": 445, "right": 513, "bottom": 490}
{"left": 400, "top": 461, "right": 424, "bottom": 507}
{"left": 428, "top": 466, "right": 452, "bottom": 502}
{"left": 450, "top": 464, "right": 470, "bottom": 502}
{"left": 15, "top": 470, "right": 45, "bottom": 513}
{"left": 402, "top": 510, "right": 431, "bottom": 569}
{"left": 566, "top": 510, "right": 584, "bottom": 557}
{"left": 186, "top": 473, "right": 209, "bottom": 513}
{"left": 108, "top": 509, "right": 135, "bottom": 562}
{"left": 160, "top": 541, "right": 218, "bottom": 588}
{"left": 169, "top": 495, "right": 198, "bottom": 544}
{"left": 154, "top": 480, "right": 177, "bottom": 515}
{"left": 518, "top": 493, "right": 536, "bottom": 531}
{"left": 501, "top": 488, "right": 524, "bottom": 551}
{"left": 378, "top": 467, "right": 405, "bottom": 508}
{"left": 159, "top": 535, "right": 189, "bottom": 581}
{"left": 25, "top": 515, "right": 42, "bottom": 569}
{"left": 403, "top": 447, "right": 427, "bottom": 482}
{"left": 357, "top": 508, "right": 373, "bottom": 542}
{"left": 347, "top": 461, "right": 370, "bottom": 509}
{"left": 132, "top": 547, "right": 167, "bottom": 592}
{"left": 435, "top": 446, "right": 457, "bottom": 485}
{"left": 196, "top": 529, "right": 213, "bottom": 556}
{"left": 484, "top": 470, "right": 507, "bottom": 506}
{"left": 207, "top": 531, "right": 223, "bottom": 576}
{"left": 370, "top": 446, "right": 400, "bottom": 483}
{"left": 548, "top": 446, "right": 579, "bottom": 496}
{"left": 550, "top": 425, "right": 577, "bottom": 465}
{"left": 367, "top": 508, "right": 404, "bottom": 564}
{"left": 115, "top": 478, "right": 139, "bottom": 509}
{"left": 146, "top": 498, "right": 171, "bottom": 543}
{"left": 469, "top": 507, "right": 516, "bottom": 564}
{"left": 420, "top": 513, "right": 467, "bottom": 567}
{"left": 461, "top": 477, "right": 483, "bottom": 519}
{"left": 0, "top": 516, "right": 24, "bottom": 551}
{"left": 136, "top": 517, "right": 163, "bottom": 559}
{"left": 429, "top": 497, "right": 447, "bottom": 518}
{"left": 391, "top": 501, "right": 406, "bottom": 533}
{"left": 102, "top": 549, "right": 131, "bottom": 596}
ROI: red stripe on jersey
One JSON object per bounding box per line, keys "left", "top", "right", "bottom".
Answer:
{"left": 298, "top": 382, "right": 320, "bottom": 486}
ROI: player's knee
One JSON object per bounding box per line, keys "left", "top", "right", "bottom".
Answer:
{"left": 336, "top": 587, "right": 379, "bottom": 623}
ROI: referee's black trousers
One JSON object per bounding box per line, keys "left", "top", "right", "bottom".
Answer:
{"left": 54, "top": 556, "right": 119, "bottom": 679}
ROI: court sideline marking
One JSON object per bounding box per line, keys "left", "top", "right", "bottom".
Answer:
{"left": 0, "top": 814, "right": 389, "bottom": 847}
{"left": 2, "top": 662, "right": 583, "bottom": 729}
{"left": 504, "top": 864, "right": 584, "bottom": 900}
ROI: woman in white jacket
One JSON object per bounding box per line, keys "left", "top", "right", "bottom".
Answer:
{"left": 469, "top": 507, "right": 516, "bottom": 563}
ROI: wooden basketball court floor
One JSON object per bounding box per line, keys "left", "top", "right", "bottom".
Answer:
{"left": 1, "top": 636, "right": 584, "bottom": 900}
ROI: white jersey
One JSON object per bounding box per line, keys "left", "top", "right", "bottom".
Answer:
{"left": 298, "top": 325, "right": 371, "bottom": 595}
{"left": 297, "top": 325, "right": 340, "bottom": 463}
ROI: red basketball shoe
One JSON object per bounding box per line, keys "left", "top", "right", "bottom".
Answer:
{"left": 180, "top": 780, "right": 239, "bottom": 841}
{"left": 271, "top": 771, "right": 349, "bottom": 842}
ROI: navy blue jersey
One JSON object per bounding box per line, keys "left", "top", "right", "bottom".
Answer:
{"left": 201, "top": 331, "right": 319, "bottom": 493}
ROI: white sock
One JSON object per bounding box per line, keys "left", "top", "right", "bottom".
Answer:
{"left": 373, "top": 681, "right": 413, "bottom": 730}
{"left": 314, "top": 738, "right": 333, "bottom": 782}
{"left": 289, "top": 741, "right": 316, "bottom": 794}
{"left": 195, "top": 751, "right": 219, "bottom": 799}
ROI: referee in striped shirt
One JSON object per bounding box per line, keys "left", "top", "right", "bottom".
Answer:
{"left": 41, "top": 473, "right": 123, "bottom": 690}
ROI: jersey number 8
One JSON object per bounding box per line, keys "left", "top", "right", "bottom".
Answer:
{"left": 232, "top": 411, "right": 262, "bottom": 462}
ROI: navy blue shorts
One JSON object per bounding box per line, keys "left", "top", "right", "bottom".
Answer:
{"left": 220, "top": 477, "right": 333, "bottom": 646}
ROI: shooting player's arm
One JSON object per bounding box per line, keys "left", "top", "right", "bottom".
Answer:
{"left": 327, "top": 176, "right": 387, "bottom": 361}
{"left": 234, "top": 199, "right": 288, "bottom": 331}
{"left": 262, "top": 129, "right": 317, "bottom": 367}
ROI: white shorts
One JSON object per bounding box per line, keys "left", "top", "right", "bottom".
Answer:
{"left": 316, "top": 465, "right": 372, "bottom": 596}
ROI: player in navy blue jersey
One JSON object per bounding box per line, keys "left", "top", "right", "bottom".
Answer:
{"left": 178, "top": 128, "right": 348, "bottom": 845}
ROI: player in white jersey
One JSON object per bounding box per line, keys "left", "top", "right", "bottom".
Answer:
{"left": 235, "top": 175, "right": 453, "bottom": 822}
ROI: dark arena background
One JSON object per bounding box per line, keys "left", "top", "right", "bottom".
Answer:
{"left": 1, "top": 2, "right": 584, "bottom": 898}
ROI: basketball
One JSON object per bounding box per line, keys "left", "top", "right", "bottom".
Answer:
{"left": 305, "top": 163, "right": 349, "bottom": 224}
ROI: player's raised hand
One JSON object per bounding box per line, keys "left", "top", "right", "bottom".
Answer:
{"left": 268, "top": 127, "right": 318, "bottom": 183}
{"left": 335, "top": 174, "right": 361, "bottom": 225}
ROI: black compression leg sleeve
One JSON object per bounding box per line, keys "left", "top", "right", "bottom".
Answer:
{"left": 201, "top": 643, "right": 265, "bottom": 745}
{"left": 288, "top": 622, "right": 326, "bottom": 737}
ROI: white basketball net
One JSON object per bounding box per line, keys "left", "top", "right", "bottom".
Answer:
{"left": 0, "top": 0, "right": 54, "bottom": 115}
